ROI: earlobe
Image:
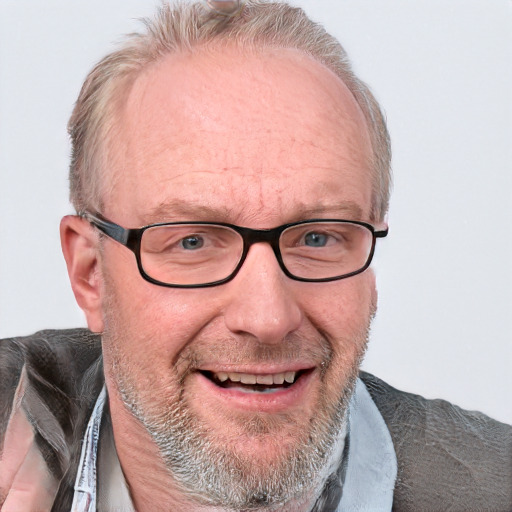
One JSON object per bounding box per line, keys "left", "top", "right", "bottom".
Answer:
{"left": 60, "top": 215, "right": 105, "bottom": 333}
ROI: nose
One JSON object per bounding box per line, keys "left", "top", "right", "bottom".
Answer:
{"left": 223, "top": 243, "right": 303, "bottom": 344}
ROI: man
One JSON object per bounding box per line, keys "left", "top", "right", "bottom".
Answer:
{"left": 0, "top": 1, "right": 510, "bottom": 511}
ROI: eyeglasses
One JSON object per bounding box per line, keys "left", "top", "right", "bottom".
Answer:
{"left": 81, "top": 212, "right": 388, "bottom": 288}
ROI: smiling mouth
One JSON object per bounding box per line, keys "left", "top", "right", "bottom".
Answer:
{"left": 200, "top": 369, "right": 312, "bottom": 393}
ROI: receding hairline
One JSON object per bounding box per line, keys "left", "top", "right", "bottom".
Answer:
{"left": 68, "top": 1, "right": 391, "bottom": 221}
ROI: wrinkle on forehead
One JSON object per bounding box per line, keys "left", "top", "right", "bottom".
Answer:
{"left": 139, "top": 195, "right": 364, "bottom": 227}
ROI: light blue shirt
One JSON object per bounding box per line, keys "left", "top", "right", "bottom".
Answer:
{"left": 71, "top": 379, "right": 397, "bottom": 511}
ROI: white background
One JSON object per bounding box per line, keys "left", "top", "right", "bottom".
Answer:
{"left": 0, "top": 1, "right": 510, "bottom": 423}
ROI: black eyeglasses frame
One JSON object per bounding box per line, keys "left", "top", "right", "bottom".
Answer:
{"left": 80, "top": 211, "right": 388, "bottom": 288}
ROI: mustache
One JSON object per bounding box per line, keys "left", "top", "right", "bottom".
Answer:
{"left": 175, "top": 331, "right": 333, "bottom": 373}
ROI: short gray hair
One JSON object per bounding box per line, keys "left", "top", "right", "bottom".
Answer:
{"left": 68, "top": 0, "right": 392, "bottom": 220}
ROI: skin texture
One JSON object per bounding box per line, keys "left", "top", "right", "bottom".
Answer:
{"left": 61, "top": 46, "right": 379, "bottom": 511}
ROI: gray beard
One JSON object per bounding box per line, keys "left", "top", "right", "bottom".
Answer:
{"left": 106, "top": 339, "right": 367, "bottom": 511}
{"left": 130, "top": 384, "right": 353, "bottom": 510}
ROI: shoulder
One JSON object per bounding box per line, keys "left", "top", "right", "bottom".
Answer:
{"left": 360, "top": 371, "right": 512, "bottom": 511}
{"left": 1, "top": 328, "right": 102, "bottom": 435}
{"left": 1, "top": 328, "right": 102, "bottom": 427}
{"left": 0, "top": 327, "right": 101, "bottom": 374}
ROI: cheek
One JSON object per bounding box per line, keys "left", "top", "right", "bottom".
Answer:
{"left": 306, "top": 272, "right": 376, "bottom": 380}
{"left": 303, "top": 271, "right": 377, "bottom": 333}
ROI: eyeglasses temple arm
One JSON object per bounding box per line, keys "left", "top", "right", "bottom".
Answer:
{"left": 375, "top": 227, "right": 389, "bottom": 238}
{"left": 79, "top": 211, "right": 130, "bottom": 245}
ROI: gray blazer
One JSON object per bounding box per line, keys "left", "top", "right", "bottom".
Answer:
{"left": 1, "top": 329, "right": 511, "bottom": 511}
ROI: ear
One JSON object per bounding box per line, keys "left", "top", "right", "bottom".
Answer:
{"left": 60, "top": 215, "right": 104, "bottom": 333}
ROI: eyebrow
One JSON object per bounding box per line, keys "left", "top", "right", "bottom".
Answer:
{"left": 139, "top": 199, "right": 364, "bottom": 226}
{"left": 140, "top": 201, "right": 235, "bottom": 225}
{"left": 297, "top": 202, "right": 364, "bottom": 221}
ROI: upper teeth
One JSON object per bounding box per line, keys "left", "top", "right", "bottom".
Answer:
{"left": 214, "top": 371, "right": 297, "bottom": 385}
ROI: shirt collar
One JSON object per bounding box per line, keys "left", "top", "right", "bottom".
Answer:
{"left": 337, "top": 378, "right": 397, "bottom": 511}
{"left": 71, "top": 386, "right": 134, "bottom": 512}
{"left": 71, "top": 386, "right": 106, "bottom": 512}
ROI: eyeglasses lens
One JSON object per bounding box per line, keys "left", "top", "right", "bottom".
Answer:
{"left": 139, "top": 222, "right": 373, "bottom": 286}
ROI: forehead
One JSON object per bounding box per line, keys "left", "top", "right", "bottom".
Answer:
{"left": 106, "top": 45, "right": 373, "bottom": 226}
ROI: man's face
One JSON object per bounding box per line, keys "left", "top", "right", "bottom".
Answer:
{"left": 98, "top": 46, "right": 376, "bottom": 508}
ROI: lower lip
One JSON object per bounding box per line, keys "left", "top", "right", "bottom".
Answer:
{"left": 194, "top": 370, "right": 316, "bottom": 413}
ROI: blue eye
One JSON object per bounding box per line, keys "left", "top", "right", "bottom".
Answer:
{"left": 181, "top": 236, "right": 204, "bottom": 250}
{"left": 304, "top": 232, "right": 328, "bottom": 247}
